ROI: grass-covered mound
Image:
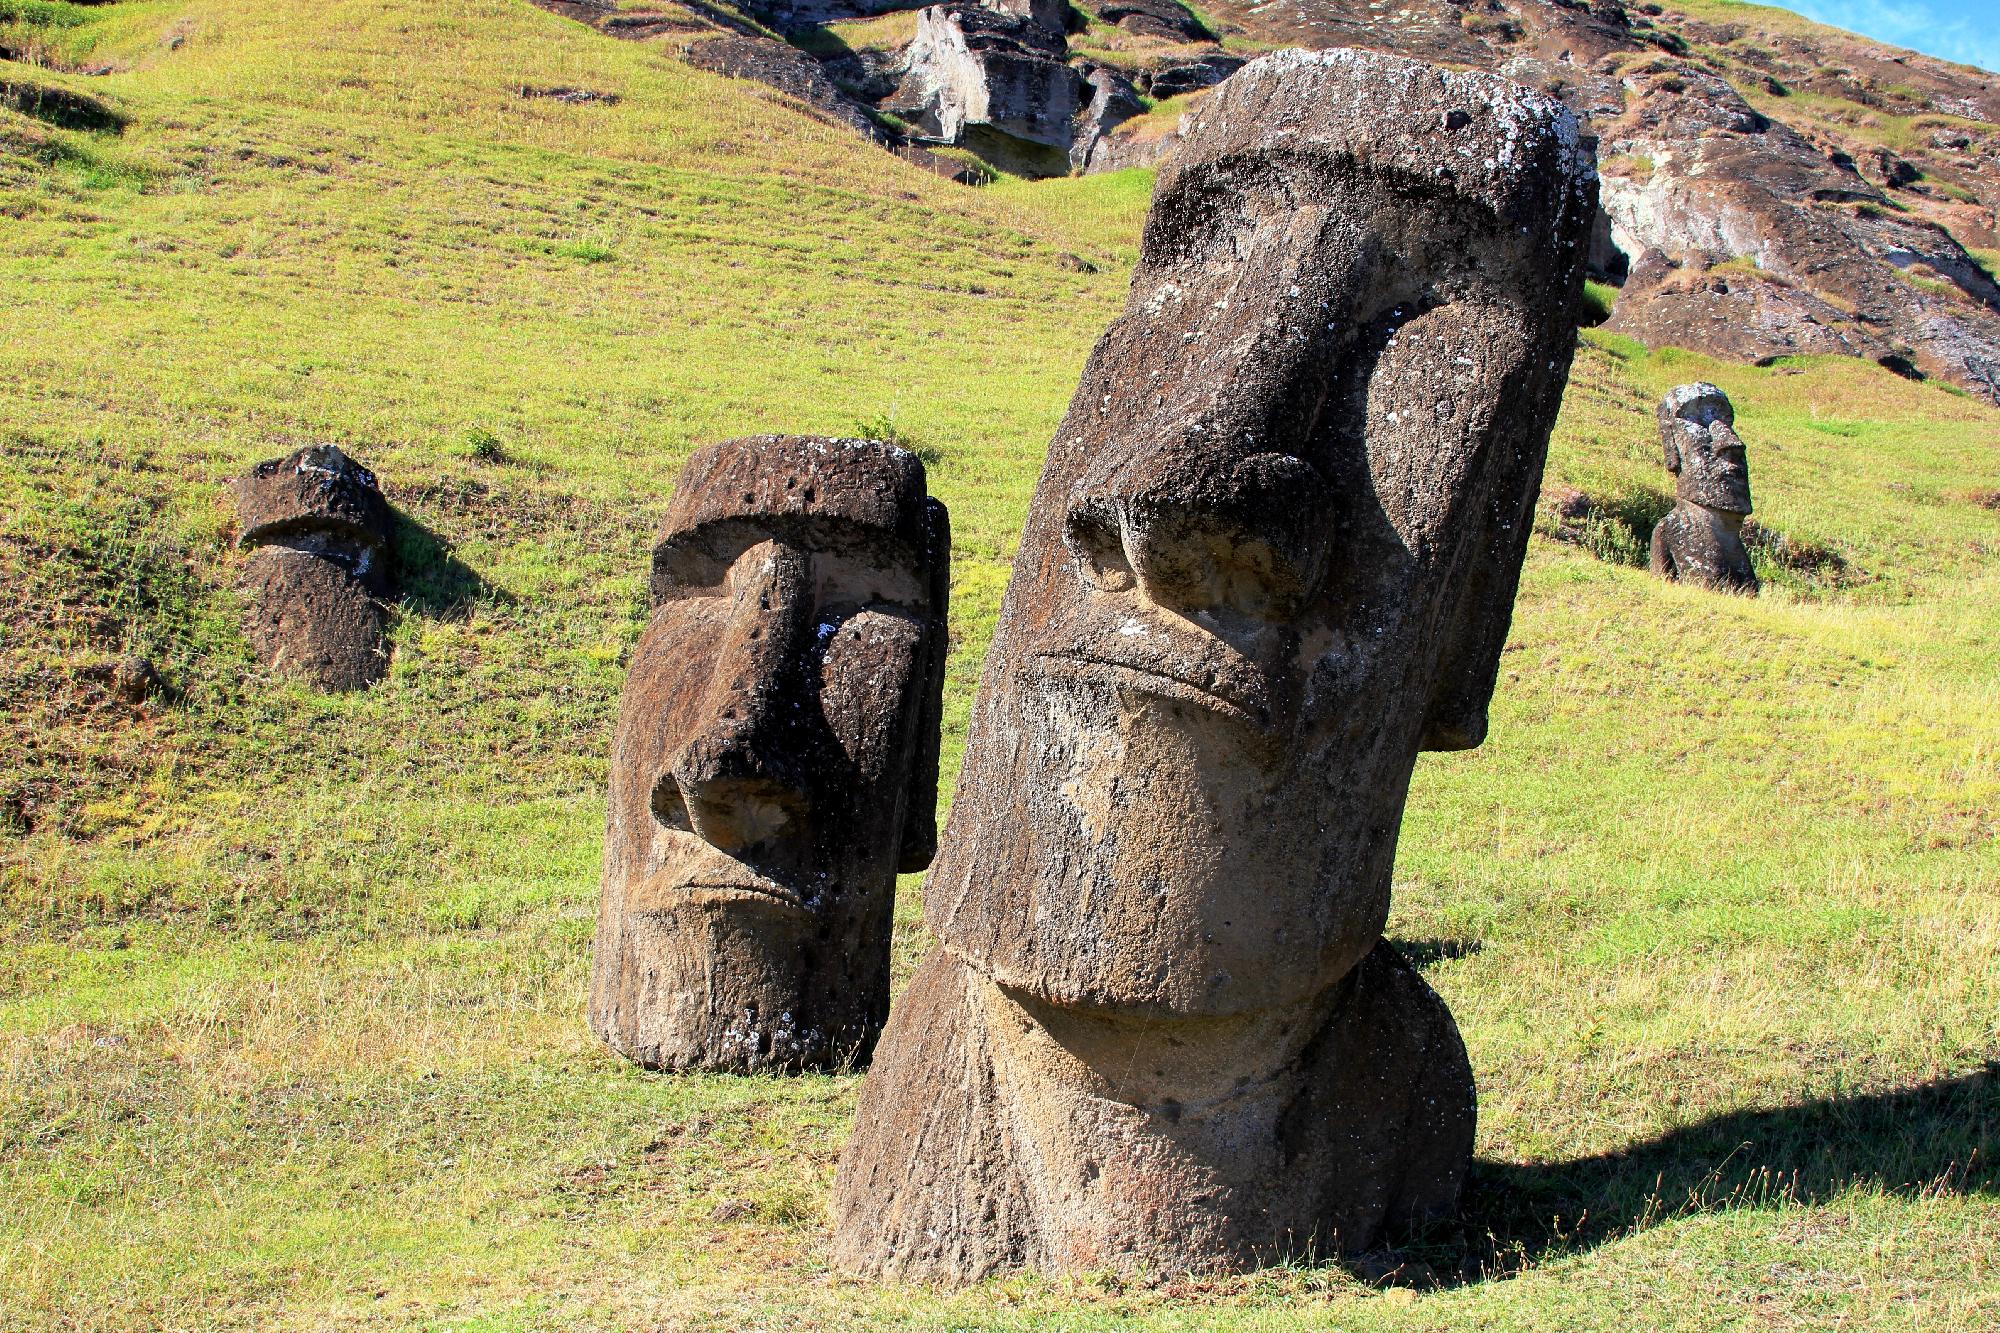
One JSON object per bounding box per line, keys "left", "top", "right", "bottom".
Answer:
{"left": 2, "top": 1, "right": 1997, "bottom": 1328}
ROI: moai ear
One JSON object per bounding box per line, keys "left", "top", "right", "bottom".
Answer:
{"left": 898, "top": 498, "right": 951, "bottom": 873}
{"left": 1663, "top": 431, "right": 1683, "bottom": 474}
{"left": 1420, "top": 452, "right": 1543, "bottom": 753}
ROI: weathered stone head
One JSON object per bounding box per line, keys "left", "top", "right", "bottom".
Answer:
{"left": 835, "top": 49, "right": 1596, "bottom": 1279}
{"left": 1650, "top": 382, "right": 1758, "bottom": 593}
{"left": 590, "top": 435, "right": 950, "bottom": 1073}
{"left": 1659, "top": 381, "right": 1752, "bottom": 514}
{"left": 232, "top": 444, "right": 396, "bottom": 691}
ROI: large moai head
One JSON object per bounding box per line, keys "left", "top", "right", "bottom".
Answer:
{"left": 922, "top": 49, "right": 1597, "bottom": 1022}
{"left": 232, "top": 444, "right": 396, "bottom": 691}
{"left": 590, "top": 435, "right": 950, "bottom": 1073}
{"left": 1659, "top": 381, "right": 1753, "bottom": 515}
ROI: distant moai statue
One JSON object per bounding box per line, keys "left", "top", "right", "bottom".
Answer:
{"left": 232, "top": 444, "right": 397, "bottom": 691}
{"left": 1650, "top": 382, "right": 1758, "bottom": 594}
{"left": 590, "top": 436, "right": 950, "bottom": 1074}
{"left": 832, "top": 49, "right": 1597, "bottom": 1280}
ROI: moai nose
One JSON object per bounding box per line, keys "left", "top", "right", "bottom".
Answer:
{"left": 661, "top": 543, "right": 814, "bottom": 853}
{"left": 1065, "top": 452, "right": 1333, "bottom": 623}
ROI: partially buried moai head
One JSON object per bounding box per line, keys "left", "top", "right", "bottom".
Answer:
{"left": 233, "top": 444, "right": 396, "bottom": 691}
{"left": 922, "top": 49, "right": 1599, "bottom": 1021}
{"left": 590, "top": 435, "right": 950, "bottom": 1072}
{"left": 1660, "top": 381, "right": 1752, "bottom": 515}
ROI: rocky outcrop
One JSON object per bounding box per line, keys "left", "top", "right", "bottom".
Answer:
{"left": 534, "top": 0, "right": 2000, "bottom": 400}
{"left": 889, "top": 3, "right": 1080, "bottom": 169}
{"left": 1174, "top": 0, "right": 2000, "bottom": 404}
{"left": 526, "top": 0, "right": 978, "bottom": 182}
{"left": 1593, "top": 59, "right": 2000, "bottom": 401}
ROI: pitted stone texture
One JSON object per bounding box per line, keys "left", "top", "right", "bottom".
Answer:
{"left": 232, "top": 445, "right": 394, "bottom": 691}
{"left": 834, "top": 48, "right": 1595, "bottom": 1281}
{"left": 1649, "top": 382, "right": 1758, "bottom": 594}
{"left": 591, "top": 435, "right": 950, "bottom": 1074}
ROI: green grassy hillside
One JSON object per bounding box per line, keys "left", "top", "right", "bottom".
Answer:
{"left": 3, "top": 1, "right": 1998, "bottom": 1328}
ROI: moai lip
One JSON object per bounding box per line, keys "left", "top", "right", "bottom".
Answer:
{"left": 1651, "top": 382, "right": 1759, "bottom": 594}
{"left": 590, "top": 435, "right": 950, "bottom": 1074}
{"left": 833, "top": 48, "right": 1597, "bottom": 1281}
{"left": 232, "top": 444, "right": 396, "bottom": 692}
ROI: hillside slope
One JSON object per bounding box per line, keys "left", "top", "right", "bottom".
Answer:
{"left": 502, "top": 0, "right": 2000, "bottom": 404}
{"left": 3, "top": 1, "right": 2000, "bottom": 1329}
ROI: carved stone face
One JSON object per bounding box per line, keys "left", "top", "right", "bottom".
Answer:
{"left": 1660, "top": 381, "right": 1752, "bottom": 514}
{"left": 923, "top": 52, "right": 1596, "bottom": 1021}
{"left": 590, "top": 436, "right": 948, "bottom": 1072}
{"left": 233, "top": 444, "right": 396, "bottom": 691}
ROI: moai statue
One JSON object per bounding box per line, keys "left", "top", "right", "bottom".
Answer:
{"left": 590, "top": 436, "right": 950, "bottom": 1074}
{"left": 233, "top": 444, "right": 396, "bottom": 691}
{"left": 1650, "top": 383, "right": 1758, "bottom": 594}
{"left": 833, "top": 48, "right": 1596, "bottom": 1279}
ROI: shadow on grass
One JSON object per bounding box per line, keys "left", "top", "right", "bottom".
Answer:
{"left": 391, "top": 511, "right": 504, "bottom": 619}
{"left": 1383, "top": 1064, "right": 2000, "bottom": 1287}
{"left": 1390, "top": 937, "right": 1484, "bottom": 970}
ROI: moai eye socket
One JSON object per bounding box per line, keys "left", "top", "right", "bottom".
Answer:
{"left": 650, "top": 773, "right": 693, "bottom": 833}
{"left": 1064, "top": 503, "right": 1136, "bottom": 593}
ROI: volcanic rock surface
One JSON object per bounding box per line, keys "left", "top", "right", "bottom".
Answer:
{"left": 832, "top": 47, "right": 1596, "bottom": 1280}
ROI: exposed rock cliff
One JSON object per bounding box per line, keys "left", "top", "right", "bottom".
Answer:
{"left": 528, "top": 0, "right": 2000, "bottom": 402}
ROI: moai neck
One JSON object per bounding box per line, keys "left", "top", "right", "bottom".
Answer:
{"left": 970, "top": 962, "right": 1344, "bottom": 1269}
{"left": 1684, "top": 499, "right": 1747, "bottom": 537}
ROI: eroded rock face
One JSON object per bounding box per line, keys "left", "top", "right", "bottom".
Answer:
{"left": 890, "top": 2, "right": 1081, "bottom": 168}
{"left": 233, "top": 445, "right": 395, "bottom": 691}
{"left": 1069, "top": 64, "right": 1143, "bottom": 173}
{"left": 1650, "top": 382, "right": 1757, "bottom": 594}
{"left": 589, "top": 436, "right": 950, "bottom": 1074}
{"left": 833, "top": 49, "right": 1596, "bottom": 1280}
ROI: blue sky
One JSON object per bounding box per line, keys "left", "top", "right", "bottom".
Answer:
{"left": 1779, "top": 0, "right": 2000, "bottom": 75}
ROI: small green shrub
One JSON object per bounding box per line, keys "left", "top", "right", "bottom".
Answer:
{"left": 460, "top": 424, "right": 505, "bottom": 463}
{"left": 552, "top": 238, "right": 615, "bottom": 263}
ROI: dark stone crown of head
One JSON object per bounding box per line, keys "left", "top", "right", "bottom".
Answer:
{"left": 234, "top": 443, "right": 393, "bottom": 552}
{"left": 654, "top": 434, "right": 940, "bottom": 577}
{"left": 1659, "top": 381, "right": 1734, "bottom": 433}
{"left": 1164, "top": 47, "right": 1598, "bottom": 240}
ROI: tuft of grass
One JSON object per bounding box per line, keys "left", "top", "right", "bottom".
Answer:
{"left": 551, "top": 237, "right": 616, "bottom": 264}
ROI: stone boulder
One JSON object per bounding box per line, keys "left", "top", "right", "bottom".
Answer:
{"left": 1068, "top": 64, "right": 1143, "bottom": 172}
{"left": 1091, "top": 0, "right": 1209, "bottom": 40}
{"left": 1141, "top": 53, "right": 1245, "bottom": 100}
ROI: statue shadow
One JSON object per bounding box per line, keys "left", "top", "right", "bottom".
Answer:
{"left": 1372, "top": 1063, "right": 2000, "bottom": 1287}
{"left": 1389, "top": 937, "right": 1483, "bottom": 970}
{"left": 391, "top": 512, "right": 503, "bottom": 620}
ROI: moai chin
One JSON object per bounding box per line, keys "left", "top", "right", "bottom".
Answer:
{"left": 590, "top": 436, "right": 950, "bottom": 1074}
{"left": 233, "top": 444, "right": 396, "bottom": 691}
{"left": 833, "top": 48, "right": 1597, "bottom": 1280}
{"left": 1650, "top": 382, "right": 1758, "bottom": 594}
